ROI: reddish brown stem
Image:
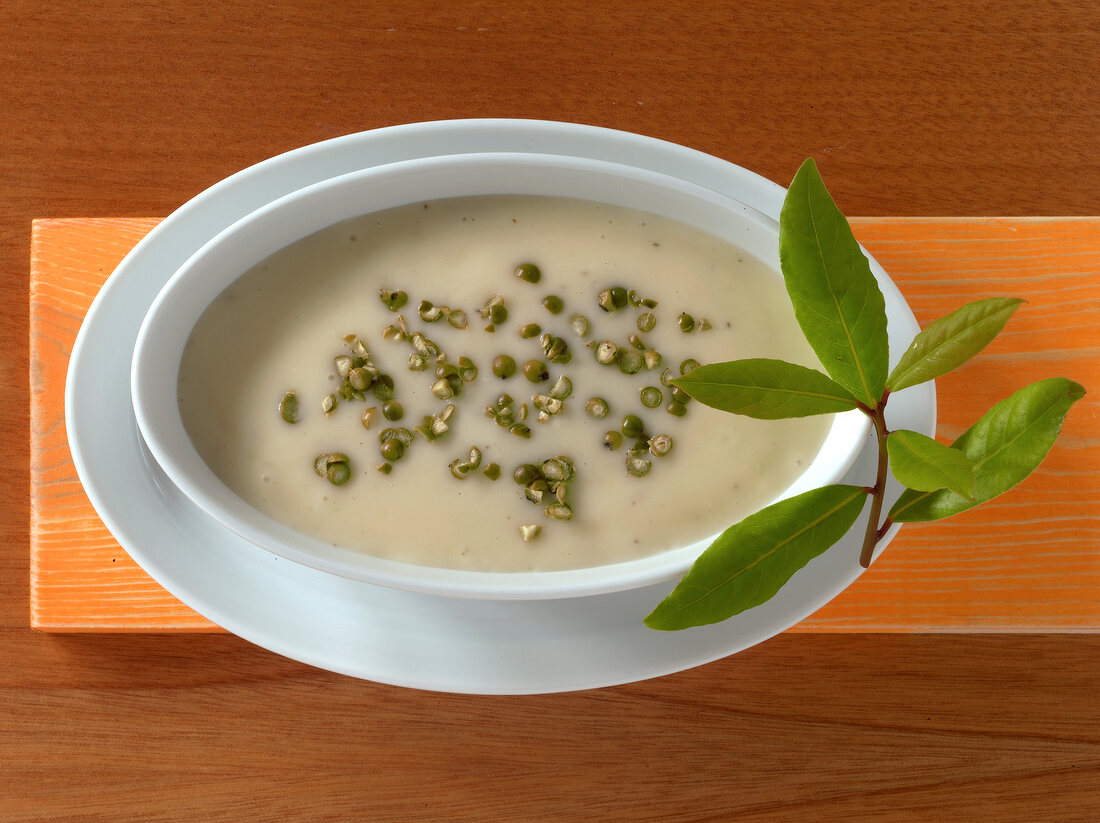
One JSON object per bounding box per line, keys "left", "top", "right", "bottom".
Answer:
{"left": 859, "top": 402, "right": 891, "bottom": 568}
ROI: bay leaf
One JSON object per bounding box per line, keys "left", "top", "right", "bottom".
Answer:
{"left": 887, "top": 429, "right": 975, "bottom": 498}
{"left": 887, "top": 297, "right": 1025, "bottom": 392}
{"left": 890, "top": 377, "right": 1085, "bottom": 522}
{"left": 778, "top": 159, "right": 889, "bottom": 407}
{"left": 673, "top": 358, "right": 861, "bottom": 418}
{"left": 645, "top": 485, "right": 868, "bottom": 630}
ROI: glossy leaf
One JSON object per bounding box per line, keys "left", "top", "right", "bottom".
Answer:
{"left": 890, "top": 378, "right": 1085, "bottom": 522}
{"left": 887, "top": 297, "right": 1025, "bottom": 392}
{"left": 887, "top": 429, "right": 974, "bottom": 498}
{"left": 778, "top": 158, "right": 889, "bottom": 407}
{"left": 645, "top": 485, "right": 869, "bottom": 630}
{"left": 673, "top": 359, "right": 861, "bottom": 419}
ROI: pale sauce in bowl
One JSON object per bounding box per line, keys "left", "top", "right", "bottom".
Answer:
{"left": 178, "top": 194, "right": 832, "bottom": 572}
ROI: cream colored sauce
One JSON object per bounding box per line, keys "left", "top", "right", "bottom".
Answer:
{"left": 178, "top": 195, "right": 831, "bottom": 572}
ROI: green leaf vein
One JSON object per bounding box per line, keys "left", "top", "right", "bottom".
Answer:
{"left": 656, "top": 487, "right": 866, "bottom": 620}
{"left": 806, "top": 178, "right": 874, "bottom": 404}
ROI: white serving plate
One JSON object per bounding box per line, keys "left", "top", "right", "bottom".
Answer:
{"left": 65, "top": 120, "right": 935, "bottom": 694}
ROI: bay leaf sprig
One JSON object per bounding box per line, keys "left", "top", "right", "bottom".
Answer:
{"left": 645, "top": 158, "right": 1085, "bottom": 631}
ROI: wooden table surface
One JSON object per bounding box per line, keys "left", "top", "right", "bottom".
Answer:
{"left": 4, "top": 2, "right": 1098, "bottom": 820}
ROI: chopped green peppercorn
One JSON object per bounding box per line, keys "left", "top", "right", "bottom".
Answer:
{"left": 586, "top": 397, "right": 610, "bottom": 418}
{"left": 617, "top": 348, "right": 643, "bottom": 375}
{"left": 278, "top": 391, "right": 298, "bottom": 424}
{"left": 378, "top": 289, "right": 408, "bottom": 311}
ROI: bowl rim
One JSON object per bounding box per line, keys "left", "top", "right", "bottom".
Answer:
{"left": 131, "top": 150, "right": 871, "bottom": 600}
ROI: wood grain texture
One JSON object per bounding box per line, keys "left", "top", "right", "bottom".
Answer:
{"left": 813, "top": 217, "right": 1100, "bottom": 630}
{"left": 29, "top": 218, "right": 217, "bottom": 632}
{"left": 4, "top": 1, "right": 1099, "bottom": 819}
{"left": 29, "top": 217, "right": 1098, "bottom": 632}
{"left": 0, "top": 631, "right": 1096, "bottom": 822}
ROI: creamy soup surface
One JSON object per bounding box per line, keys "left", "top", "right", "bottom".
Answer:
{"left": 178, "top": 195, "right": 833, "bottom": 572}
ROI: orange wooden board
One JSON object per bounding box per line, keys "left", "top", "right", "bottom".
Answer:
{"left": 29, "top": 217, "right": 1099, "bottom": 632}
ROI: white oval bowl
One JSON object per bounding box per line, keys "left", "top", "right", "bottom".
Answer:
{"left": 132, "top": 151, "right": 870, "bottom": 600}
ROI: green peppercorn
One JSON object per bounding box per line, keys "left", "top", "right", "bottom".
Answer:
{"left": 418, "top": 299, "right": 442, "bottom": 322}
{"left": 595, "top": 341, "right": 618, "bottom": 365}
{"left": 492, "top": 355, "right": 516, "bottom": 379}
{"left": 372, "top": 374, "right": 395, "bottom": 401}
{"left": 514, "top": 463, "right": 540, "bottom": 485}
{"left": 648, "top": 434, "right": 674, "bottom": 457}
{"left": 481, "top": 294, "right": 507, "bottom": 326}
{"left": 522, "top": 359, "right": 549, "bottom": 383}
{"left": 378, "top": 289, "right": 408, "bottom": 311}
{"left": 670, "top": 386, "right": 691, "bottom": 405}
{"left": 327, "top": 462, "right": 352, "bottom": 485}
{"left": 617, "top": 348, "right": 643, "bottom": 375}
{"left": 333, "top": 355, "right": 353, "bottom": 378}
{"left": 585, "top": 397, "right": 610, "bottom": 418}
{"left": 621, "top": 414, "right": 645, "bottom": 438}
{"left": 640, "top": 386, "right": 663, "bottom": 408}
{"left": 314, "top": 453, "right": 352, "bottom": 486}
{"left": 430, "top": 378, "right": 455, "bottom": 400}
{"left": 457, "top": 356, "right": 478, "bottom": 382}
{"left": 380, "top": 438, "right": 405, "bottom": 462}
{"left": 542, "top": 295, "right": 564, "bottom": 315}
{"left": 549, "top": 375, "right": 572, "bottom": 399}
{"left": 278, "top": 391, "right": 298, "bottom": 424}
{"left": 514, "top": 262, "right": 541, "bottom": 283}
